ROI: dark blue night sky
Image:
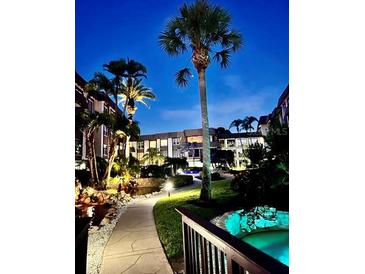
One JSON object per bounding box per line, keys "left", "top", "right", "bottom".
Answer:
{"left": 76, "top": 0, "right": 288, "bottom": 134}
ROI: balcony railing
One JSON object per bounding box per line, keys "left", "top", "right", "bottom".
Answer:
{"left": 176, "top": 207, "right": 288, "bottom": 274}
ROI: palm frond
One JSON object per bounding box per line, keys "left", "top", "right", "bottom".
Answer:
{"left": 221, "top": 30, "right": 243, "bottom": 52}
{"left": 213, "top": 49, "right": 231, "bottom": 68}
{"left": 175, "top": 68, "right": 192, "bottom": 87}
{"left": 159, "top": 23, "right": 187, "bottom": 56}
{"left": 103, "top": 59, "right": 127, "bottom": 77}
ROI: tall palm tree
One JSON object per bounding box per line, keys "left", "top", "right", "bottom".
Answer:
{"left": 90, "top": 59, "right": 147, "bottom": 184}
{"left": 142, "top": 148, "right": 165, "bottom": 165}
{"left": 159, "top": 0, "right": 243, "bottom": 200}
{"left": 119, "top": 78, "right": 156, "bottom": 158}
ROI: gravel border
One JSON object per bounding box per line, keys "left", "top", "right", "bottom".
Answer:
{"left": 86, "top": 200, "right": 127, "bottom": 274}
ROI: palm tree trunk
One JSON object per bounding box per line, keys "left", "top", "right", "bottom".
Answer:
{"left": 102, "top": 137, "right": 116, "bottom": 185}
{"left": 92, "top": 136, "right": 99, "bottom": 185}
{"left": 197, "top": 69, "right": 212, "bottom": 201}
{"left": 125, "top": 135, "right": 131, "bottom": 159}
{"left": 86, "top": 133, "right": 96, "bottom": 184}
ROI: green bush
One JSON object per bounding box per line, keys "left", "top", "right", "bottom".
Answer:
{"left": 141, "top": 165, "right": 166, "bottom": 178}
{"left": 170, "top": 175, "right": 193, "bottom": 188}
{"left": 211, "top": 172, "right": 223, "bottom": 181}
{"left": 196, "top": 172, "right": 223, "bottom": 181}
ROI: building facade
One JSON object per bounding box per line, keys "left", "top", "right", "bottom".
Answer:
{"left": 75, "top": 72, "right": 123, "bottom": 168}
{"left": 130, "top": 128, "right": 265, "bottom": 168}
{"left": 258, "top": 85, "right": 289, "bottom": 135}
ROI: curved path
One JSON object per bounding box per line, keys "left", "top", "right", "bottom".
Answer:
{"left": 100, "top": 180, "right": 201, "bottom": 274}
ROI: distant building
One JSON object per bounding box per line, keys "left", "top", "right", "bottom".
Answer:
{"left": 130, "top": 128, "right": 264, "bottom": 168}
{"left": 218, "top": 132, "right": 265, "bottom": 167}
{"left": 258, "top": 85, "right": 289, "bottom": 136}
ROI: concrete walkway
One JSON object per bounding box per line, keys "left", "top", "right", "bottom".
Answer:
{"left": 100, "top": 180, "right": 201, "bottom": 274}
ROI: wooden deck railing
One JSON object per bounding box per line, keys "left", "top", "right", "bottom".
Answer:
{"left": 176, "top": 207, "right": 289, "bottom": 274}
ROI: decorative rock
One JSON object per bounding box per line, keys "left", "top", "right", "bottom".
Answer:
{"left": 222, "top": 206, "right": 289, "bottom": 235}
{"left": 100, "top": 218, "right": 110, "bottom": 226}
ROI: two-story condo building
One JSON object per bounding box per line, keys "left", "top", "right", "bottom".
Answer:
{"left": 130, "top": 128, "right": 265, "bottom": 168}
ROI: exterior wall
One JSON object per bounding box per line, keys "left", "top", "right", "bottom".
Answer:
{"left": 144, "top": 140, "right": 149, "bottom": 154}
{"left": 167, "top": 138, "right": 173, "bottom": 157}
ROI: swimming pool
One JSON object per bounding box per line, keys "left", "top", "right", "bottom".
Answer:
{"left": 212, "top": 207, "right": 289, "bottom": 266}
{"left": 241, "top": 229, "right": 289, "bottom": 266}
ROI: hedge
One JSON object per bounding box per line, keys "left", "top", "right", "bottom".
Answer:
{"left": 170, "top": 175, "right": 194, "bottom": 188}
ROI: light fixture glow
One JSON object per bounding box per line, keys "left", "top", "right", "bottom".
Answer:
{"left": 165, "top": 181, "right": 173, "bottom": 197}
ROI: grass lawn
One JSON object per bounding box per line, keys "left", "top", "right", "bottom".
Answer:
{"left": 153, "top": 179, "right": 243, "bottom": 260}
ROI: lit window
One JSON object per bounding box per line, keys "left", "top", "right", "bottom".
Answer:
{"left": 103, "top": 144, "right": 108, "bottom": 156}
{"left": 150, "top": 140, "right": 157, "bottom": 148}
{"left": 138, "top": 141, "right": 144, "bottom": 149}
{"left": 187, "top": 136, "right": 203, "bottom": 143}
{"left": 161, "top": 139, "right": 168, "bottom": 146}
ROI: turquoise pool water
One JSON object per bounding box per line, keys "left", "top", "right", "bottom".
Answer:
{"left": 242, "top": 230, "right": 289, "bottom": 266}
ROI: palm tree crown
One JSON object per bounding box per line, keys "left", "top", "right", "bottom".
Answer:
{"left": 242, "top": 116, "right": 258, "bottom": 132}
{"left": 229, "top": 119, "right": 244, "bottom": 133}
{"left": 119, "top": 78, "right": 156, "bottom": 109}
{"left": 159, "top": 0, "right": 243, "bottom": 85}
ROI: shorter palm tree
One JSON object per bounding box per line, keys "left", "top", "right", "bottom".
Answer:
{"left": 242, "top": 116, "right": 258, "bottom": 145}
{"left": 165, "top": 157, "right": 189, "bottom": 176}
{"left": 76, "top": 109, "right": 114, "bottom": 185}
{"left": 142, "top": 148, "right": 165, "bottom": 165}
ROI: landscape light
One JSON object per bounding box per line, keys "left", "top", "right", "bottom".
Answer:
{"left": 165, "top": 181, "right": 173, "bottom": 197}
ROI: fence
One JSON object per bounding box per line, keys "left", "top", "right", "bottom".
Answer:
{"left": 176, "top": 207, "right": 288, "bottom": 274}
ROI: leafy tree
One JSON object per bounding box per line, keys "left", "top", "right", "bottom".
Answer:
{"left": 244, "top": 142, "right": 267, "bottom": 168}
{"left": 159, "top": 0, "right": 243, "bottom": 200}
{"left": 211, "top": 149, "right": 234, "bottom": 167}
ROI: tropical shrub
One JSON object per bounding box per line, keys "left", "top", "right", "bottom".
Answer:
{"left": 170, "top": 175, "right": 194, "bottom": 188}
{"left": 211, "top": 172, "right": 223, "bottom": 181}
{"left": 141, "top": 165, "right": 166, "bottom": 178}
{"left": 164, "top": 157, "right": 188, "bottom": 176}
{"left": 230, "top": 160, "right": 288, "bottom": 211}
{"left": 243, "top": 143, "right": 267, "bottom": 167}
{"left": 197, "top": 172, "right": 222, "bottom": 181}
